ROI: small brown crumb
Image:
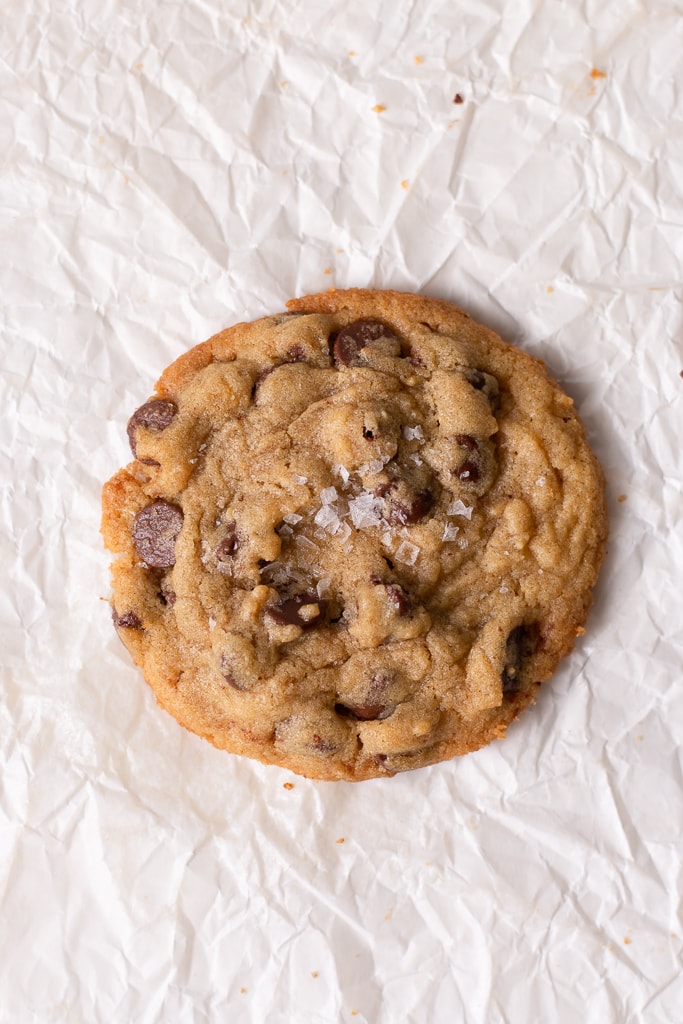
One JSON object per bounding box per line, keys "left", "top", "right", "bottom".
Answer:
{"left": 624, "top": 937, "right": 631, "bottom": 945}
{"left": 618, "top": 494, "right": 627, "bottom": 503}
{"left": 280, "top": 80, "right": 288, "bottom": 87}
{"left": 453, "top": 93, "right": 464, "bottom": 104}
{"left": 336, "top": 248, "right": 343, "bottom": 254}
{"left": 283, "top": 782, "right": 295, "bottom": 790}
{"left": 336, "top": 837, "right": 345, "bottom": 844}
{"left": 311, "top": 971, "right": 319, "bottom": 979}
{"left": 679, "top": 370, "right": 683, "bottom": 379}
{"left": 324, "top": 267, "right": 332, "bottom": 275}
{"left": 576, "top": 626, "right": 586, "bottom": 636}
{"left": 372, "top": 104, "right": 386, "bottom": 113}
{"left": 590, "top": 68, "right": 607, "bottom": 79}
{"left": 351, "top": 1012, "right": 358, "bottom": 1018}
{"left": 636, "top": 735, "right": 643, "bottom": 742}
{"left": 348, "top": 50, "right": 357, "bottom": 57}
{"left": 401, "top": 179, "right": 409, "bottom": 190}
{"left": 240, "top": 987, "right": 247, "bottom": 994}
{"left": 134, "top": 63, "right": 143, "bottom": 72}
{"left": 414, "top": 55, "right": 423, "bottom": 65}
{"left": 546, "top": 285, "right": 554, "bottom": 293}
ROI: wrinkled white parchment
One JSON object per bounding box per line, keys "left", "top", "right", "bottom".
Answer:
{"left": 1, "top": 1, "right": 682, "bottom": 1021}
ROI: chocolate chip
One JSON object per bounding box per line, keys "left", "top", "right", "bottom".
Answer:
{"left": 453, "top": 93, "right": 464, "bottom": 104}
{"left": 112, "top": 609, "right": 142, "bottom": 629}
{"left": 463, "top": 367, "right": 500, "bottom": 410}
{"left": 311, "top": 734, "right": 337, "bottom": 753}
{"left": 335, "top": 672, "right": 395, "bottom": 722}
{"left": 215, "top": 522, "right": 238, "bottom": 560}
{"left": 252, "top": 365, "right": 276, "bottom": 396}
{"left": 267, "top": 591, "right": 327, "bottom": 629}
{"left": 127, "top": 400, "right": 177, "bottom": 462}
{"left": 502, "top": 625, "right": 538, "bottom": 695}
{"left": 457, "top": 459, "right": 480, "bottom": 482}
{"left": 132, "top": 501, "right": 184, "bottom": 569}
{"left": 455, "top": 433, "right": 478, "bottom": 451}
{"left": 331, "top": 320, "right": 397, "bottom": 366}
{"left": 389, "top": 488, "right": 434, "bottom": 525}
{"left": 286, "top": 345, "right": 307, "bottom": 362}
{"left": 158, "top": 580, "right": 176, "bottom": 607}
{"left": 386, "top": 584, "right": 410, "bottom": 616}
{"left": 219, "top": 654, "right": 250, "bottom": 691}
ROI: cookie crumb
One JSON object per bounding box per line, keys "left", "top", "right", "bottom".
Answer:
{"left": 372, "top": 104, "right": 386, "bottom": 113}
{"left": 280, "top": 80, "right": 288, "bottom": 87}
{"left": 679, "top": 370, "right": 683, "bottom": 379}
{"left": 453, "top": 93, "right": 464, "bottom": 104}
{"left": 590, "top": 68, "right": 607, "bottom": 79}
{"left": 617, "top": 494, "right": 627, "bottom": 503}
{"left": 324, "top": 267, "right": 332, "bottom": 275}
{"left": 336, "top": 837, "right": 345, "bottom": 844}
{"left": 240, "top": 987, "right": 247, "bottom": 994}
{"left": 414, "top": 55, "right": 423, "bottom": 65}
{"left": 311, "top": 971, "right": 319, "bottom": 978}
{"left": 624, "top": 937, "right": 631, "bottom": 945}
{"left": 348, "top": 50, "right": 357, "bottom": 57}
{"left": 283, "top": 782, "right": 295, "bottom": 790}
{"left": 546, "top": 285, "right": 554, "bottom": 293}
{"left": 401, "top": 179, "right": 409, "bottom": 190}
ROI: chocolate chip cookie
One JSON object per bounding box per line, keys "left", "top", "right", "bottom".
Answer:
{"left": 101, "top": 289, "right": 607, "bottom": 781}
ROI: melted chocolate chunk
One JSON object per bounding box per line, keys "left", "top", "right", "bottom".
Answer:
{"left": 457, "top": 458, "right": 480, "bottom": 483}
{"left": 285, "top": 345, "right": 307, "bottom": 362}
{"left": 158, "top": 579, "right": 176, "bottom": 607}
{"left": 267, "top": 591, "right": 327, "bottom": 629}
{"left": 127, "top": 399, "right": 177, "bottom": 462}
{"left": 132, "top": 501, "right": 184, "bottom": 569}
{"left": 252, "top": 365, "right": 276, "bottom": 396}
{"left": 386, "top": 584, "right": 410, "bottom": 616}
{"left": 502, "top": 625, "right": 538, "bottom": 695}
{"left": 389, "top": 488, "right": 434, "bottom": 525}
{"left": 455, "top": 433, "right": 478, "bottom": 451}
{"left": 219, "top": 654, "right": 250, "bottom": 691}
{"left": 463, "top": 367, "right": 500, "bottom": 410}
{"left": 215, "top": 522, "right": 238, "bottom": 560}
{"left": 335, "top": 673, "right": 395, "bottom": 722}
{"left": 331, "top": 320, "right": 396, "bottom": 366}
{"left": 112, "top": 609, "right": 143, "bottom": 629}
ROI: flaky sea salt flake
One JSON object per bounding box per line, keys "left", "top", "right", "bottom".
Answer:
{"left": 321, "top": 486, "right": 338, "bottom": 505}
{"left": 442, "top": 523, "right": 460, "bottom": 542}
{"left": 447, "top": 499, "right": 474, "bottom": 519}
{"left": 283, "top": 512, "right": 303, "bottom": 525}
{"left": 396, "top": 540, "right": 420, "bottom": 566}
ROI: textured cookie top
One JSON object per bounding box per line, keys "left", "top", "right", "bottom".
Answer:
{"left": 102, "top": 289, "right": 607, "bottom": 781}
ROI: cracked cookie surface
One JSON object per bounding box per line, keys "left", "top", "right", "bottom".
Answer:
{"left": 102, "top": 289, "right": 607, "bottom": 781}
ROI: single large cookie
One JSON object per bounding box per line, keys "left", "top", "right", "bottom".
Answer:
{"left": 102, "top": 289, "right": 607, "bottom": 781}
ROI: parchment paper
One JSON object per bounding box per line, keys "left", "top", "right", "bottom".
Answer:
{"left": 1, "top": 1, "right": 682, "bottom": 1021}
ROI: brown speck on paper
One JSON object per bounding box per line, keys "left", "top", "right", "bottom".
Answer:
{"left": 240, "top": 987, "right": 247, "bottom": 994}
{"left": 453, "top": 93, "right": 464, "bottom": 104}
{"left": 283, "top": 782, "right": 294, "bottom": 790}
{"left": 617, "top": 494, "right": 627, "bottom": 503}
{"left": 324, "top": 267, "right": 332, "bottom": 275}
{"left": 624, "top": 937, "right": 632, "bottom": 945}
{"left": 336, "top": 837, "right": 345, "bottom": 844}
{"left": 311, "top": 971, "right": 319, "bottom": 978}
{"left": 679, "top": 370, "right": 683, "bottom": 379}
{"left": 590, "top": 68, "right": 607, "bottom": 79}
{"left": 414, "top": 55, "right": 423, "bottom": 65}
{"left": 348, "top": 50, "right": 357, "bottom": 57}
{"left": 401, "top": 179, "right": 409, "bottom": 190}
{"left": 372, "top": 104, "right": 386, "bottom": 113}
{"left": 546, "top": 285, "right": 554, "bottom": 293}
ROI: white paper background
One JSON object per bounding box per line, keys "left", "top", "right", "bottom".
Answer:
{"left": 2, "top": 0, "right": 682, "bottom": 1021}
